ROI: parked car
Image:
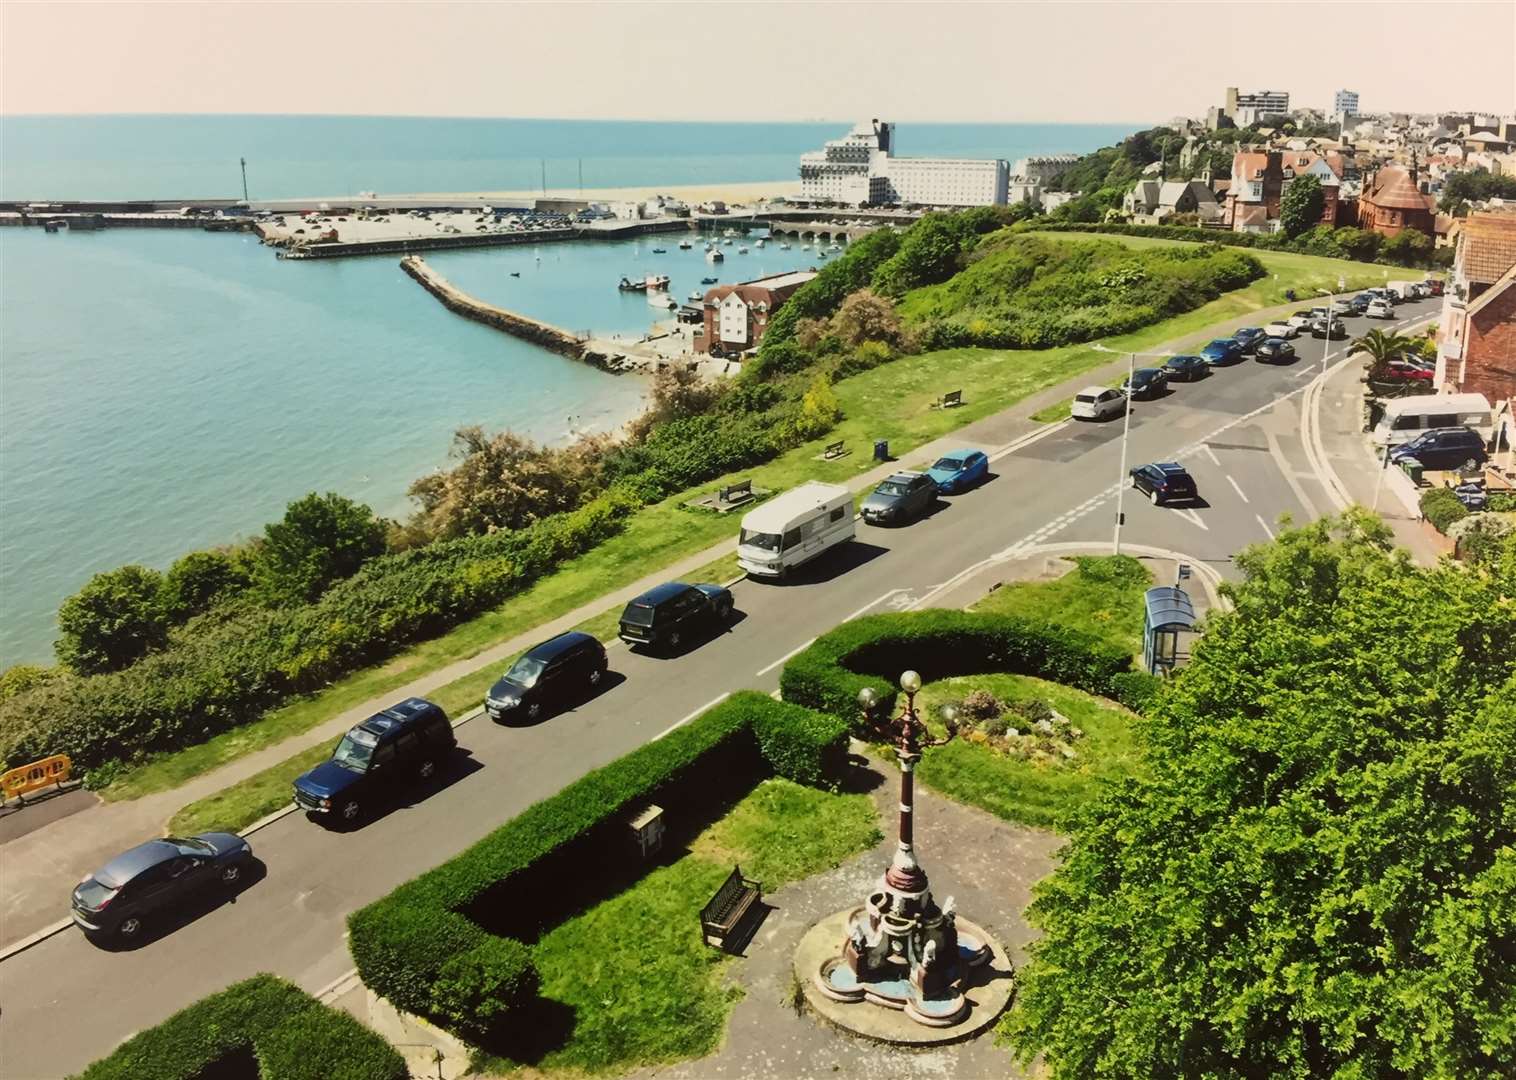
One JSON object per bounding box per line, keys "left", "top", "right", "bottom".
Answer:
{"left": 1310, "top": 318, "right": 1348, "bottom": 339}
{"left": 1129, "top": 462, "right": 1198, "bottom": 506}
{"left": 1263, "top": 320, "right": 1298, "bottom": 339}
{"left": 1121, "top": 367, "right": 1169, "bottom": 400}
{"left": 1366, "top": 299, "right": 1394, "bottom": 319}
{"left": 737, "top": 481, "right": 854, "bottom": 579}
{"left": 1287, "top": 311, "right": 1316, "bottom": 330}
{"left": 1233, "top": 327, "right": 1267, "bottom": 352}
{"left": 71, "top": 833, "right": 254, "bottom": 942}
{"left": 1071, "top": 386, "right": 1128, "bottom": 421}
{"left": 926, "top": 449, "right": 989, "bottom": 492}
{"left": 619, "top": 581, "right": 734, "bottom": 652}
{"left": 1162, "top": 354, "right": 1208, "bottom": 381}
{"left": 1330, "top": 299, "right": 1355, "bottom": 316}
{"left": 1200, "top": 338, "right": 1243, "bottom": 365}
{"left": 486, "top": 631, "right": 607, "bottom": 722}
{"left": 1380, "top": 360, "right": 1435, "bottom": 382}
{"left": 1255, "top": 338, "right": 1297, "bottom": 362}
{"left": 294, "top": 697, "right": 455, "bottom": 824}
{"left": 1350, "top": 293, "right": 1374, "bottom": 313}
{"left": 1388, "top": 427, "right": 1488, "bottom": 471}
{"left": 1424, "top": 278, "right": 1445, "bottom": 297}
{"left": 861, "top": 470, "right": 939, "bottom": 524}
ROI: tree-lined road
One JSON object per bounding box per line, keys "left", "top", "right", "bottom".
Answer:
{"left": 0, "top": 299, "right": 1437, "bottom": 1078}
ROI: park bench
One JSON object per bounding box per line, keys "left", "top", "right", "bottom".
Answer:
{"left": 824, "top": 440, "right": 847, "bottom": 460}
{"left": 700, "top": 866, "right": 762, "bottom": 952}
{"left": 719, "top": 479, "right": 753, "bottom": 506}
{"left": 937, "top": 389, "right": 963, "bottom": 409}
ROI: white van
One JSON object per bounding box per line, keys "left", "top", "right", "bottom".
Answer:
{"left": 737, "top": 481, "right": 855, "bottom": 579}
{"left": 1371, "top": 393, "right": 1493, "bottom": 448}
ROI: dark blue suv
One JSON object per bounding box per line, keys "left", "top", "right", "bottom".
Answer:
{"left": 1201, "top": 338, "right": 1243, "bottom": 365}
{"left": 293, "top": 698, "right": 455, "bottom": 826}
{"left": 1232, "top": 327, "right": 1267, "bottom": 353}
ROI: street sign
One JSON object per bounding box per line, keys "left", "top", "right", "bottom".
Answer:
{"left": 1177, "top": 563, "right": 1192, "bottom": 582}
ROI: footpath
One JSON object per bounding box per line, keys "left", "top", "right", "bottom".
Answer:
{"left": 0, "top": 293, "right": 1370, "bottom": 954}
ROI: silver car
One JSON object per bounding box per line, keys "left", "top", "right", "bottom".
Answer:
{"left": 1071, "top": 386, "right": 1128, "bottom": 421}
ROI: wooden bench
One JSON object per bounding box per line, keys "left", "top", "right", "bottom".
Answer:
{"left": 719, "top": 479, "right": 753, "bottom": 505}
{"left": 824, "top": 440, "right": 847, "bottom": 460}
{"left": 700, "top": 866, "right": 761, "bottom": 952}
{"left": 938, "top": 389, "right": 963, "bottom": 409}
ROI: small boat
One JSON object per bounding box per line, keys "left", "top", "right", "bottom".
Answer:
{"left": 648, "top": 291, "right": 676, "bottom": 309}
{"left": 780, "top": 242, "right": 791, "bottom": 250}
{"left": 816, "top": 249, "right": 829, "bottom": 259}
{"left": 701, "top": 276, "right": 718, "bottom": 284}
{"left": 618, "top": 273, "right": 671, "bottom": 291}
{"left": 722, "top": 238, "right": 733, "bottom": 246}
{"left": 509, "top": 271, "right": 520, "bottom": 278}
{"left": 707, "top": 249, "right": 724, "bottom": 263}
{"left": 688, "top": 290, "right": 703, "bottom": 301}
{"left": 738, "top": 246, "right": 748, "bottom": 254}
{"left": 651, "top": 247, "right": 667, "bottom": 254}
{"left": 678, "top": 239, "right": 693, "bottom": 250}
{"left": 756, "top": 238, "right": 766, "bottom": 248}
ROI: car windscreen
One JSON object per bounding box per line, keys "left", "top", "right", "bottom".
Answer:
{"left": 622, "top": 603, "right": 656, "bottom": 627}
{"left": 504, "top": 656, "right": 546, "bottom": 687}
{"left": 877, "top": 482, "right": 909, "bottom": 497}
{"left": 174, "top": 837, "right": 215, "bottom": 856}
{"left": 75, "top": 878, "right": 118, "bottom": 908}
{"left": 740, "top": 528, "right": 782, "bottom": 552}
{"left": 332, "top": 729, "right": 377, "bottom": 771}
{"left": 1074, "top": 394, "right": 1097, "bottom": 403}
{"left": 932, "top": 458, "right": 963, "bottom": 471}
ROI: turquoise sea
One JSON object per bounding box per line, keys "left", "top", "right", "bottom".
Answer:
{"left": 0, "top": 116, "right": 1134, "bottom": 666}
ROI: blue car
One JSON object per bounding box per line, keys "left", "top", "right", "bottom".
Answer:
{"left": 926, "top": 449, "right": 989, "bottom": 493}
{"left": 1201, "top": 338, "right": 1243, "bottom": 365}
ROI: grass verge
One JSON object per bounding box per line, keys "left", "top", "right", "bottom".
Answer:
{"left": 970, "top": 554, "right": 1151, "bottom": 658}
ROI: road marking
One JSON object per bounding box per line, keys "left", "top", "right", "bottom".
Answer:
{"left": 1226, "top": 474, "right": 1250, "bottom": 503}
{"left": 844, "top": 589, "right": 904, "bottom": 623}
{"left": 1265, "top": 429, "right": 1319, "bottom": 519}
{"left": 755, "top": 638, "right": 817, "bottom": 678}
{"left": 1202, "top": 444, "right": 1220, "bottom": 466}
{"left": 1292, "top": 365, "right": 1316, "bottom": 378}
{"left": 653, "top": 692, "right": 730, "bottom": 741}
{"left": 988, "top": 418, "right": 1073, "bottom": 463}
{"left": 1255, "top": 514, "right": 1276, "bottom": 540}
{"left": 1172, "top": 507, "right": 1209, "bottom": 530}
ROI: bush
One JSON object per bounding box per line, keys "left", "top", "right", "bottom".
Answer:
{"left": 959, "top": 689, "right": 1005, "bottom": 722}
{"left": 161, "top": 549, "right": 251, "bottom": 621}
{"left": 1107, "top": 670, "right": 1163, "bottom": 712}
{"left": 0, "top": 664, "right": 56, "bottom": 707}
{"left": 430, "top": 937, "right": 539, "bottom": 1041}
{"left": 750, "top": 698, "right": 850, "bottom": 788}
{"left": 1420, "top": 486, "right": 1470, "bottom": 533}
{"left": 55, "top": 565, "right": 168, "bottom": 675}
{"left": 254, "top": 492, "right": 388, "bottom": 604}
{"left": 70, "top": 974, "right": 406, "bottom": 1080}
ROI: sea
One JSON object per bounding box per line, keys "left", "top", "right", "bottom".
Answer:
{"left": 0, "top": 115, "right": 1134, "bottom": 666}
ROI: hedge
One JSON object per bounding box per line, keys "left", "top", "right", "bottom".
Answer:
{"left": 1420, "top": 486, "right": 1470, "bottom": 534}
{"left": 779, "top": 609, "right": 1143, "bottom": 724}
{"left": 70, "top": 974, "right": 406, "bottom": 1080}
{"left": 347, "top": 691, "right": 847, "bottom": 1032}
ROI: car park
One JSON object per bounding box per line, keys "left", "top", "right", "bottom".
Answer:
{"left": 926, "top": 449, "right": 989, "bottom": 493}
{"left": 486, "top": 632, "right": 607, "bottom": 722}
{"left": 1255, "top": 338, "right": 1297, "bottom": 362}
{"left": 1388, "top": 427, "right": 1488, "bottom": 472}
{"left": 861, "top": 471, "right": 939, "bottom": 524}
{"left": 737, "top": 481, "right": 855, "bottom": 578}
{"left": 1310, "top": 318, "right": 1348, "bottom": 339}
{"left": 1129, "top": 462, "right": 1198, "bottom": 506}
{"left": 1370, "top": 392, "right": 1494, "bottom": 448}
{"left": 1200, "top": 338, "right": 1243, "bottom": 365}
{"left": 1287, "top": 311, "right": 1316, "bottom": 330}
{"left": 294, "top": 697, "right": 455, "bottom": 824}
{"left": 71, "top": 833, "right": 254, "bottom": 942}
{"left": 1366, "top": 299, "right": 1394, "bottom": 319}
{"left": 618, "top": 581, "right": 734, "bottom": 653}
{"left": 1071, "top": 386, "right": 1128, "bottom": 421}
{"left": 1233, "top": 327, "right": 1267, "bottom": 352}
{"left": 1121, "top": 367, "right": 1169, "bottom": 400}
{"left": 1162, "top": 354, "right": 1208, "bottom": 381}
{"left": 1263, "top": 320, "right": 1298, "bottom": 339}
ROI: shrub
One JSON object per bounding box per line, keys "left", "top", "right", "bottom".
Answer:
{"left": 430, "top": 937, "right": 539, "bottom": 1041}
{"left": 1449, "top": 512, "right": 1516, "bottom": 567}
{"left": 70, "top": 974, "right": 406, "bottom": 1080}
{"left": 161, "top": 549, "right": 251, "bottom": 621}
{"left": 1420, "top": 486, "right": 1470, "bottom": 533}
{"left": 255, "top": 492, "right": 388, "bottom": 604}
{"left": 0, "top": 664, "right": 56, "bottom": 707}
{"left": 959, "top": 689, "right": 1005, "bottom": 722}
{"left": 55, "top": 565, "right": 168, "bottom": 674}
{"left": 1107, "top": 670, "right": 1163, "bottom": 712}
{"left": 750, "top": 698, "right": 850, "bottom": 788}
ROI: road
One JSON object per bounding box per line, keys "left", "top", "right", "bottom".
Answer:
{"left": 0, "top": 300, "right": 1436, "bottom": 1078}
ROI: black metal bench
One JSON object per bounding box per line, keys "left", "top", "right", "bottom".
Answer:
{"left": 700, "top": 866, "right": 761, "bottom": 952}
{"left": 939, "top": 389, "right": 963, "bottom": 409}
{"left": 824, "top": 440, "right": 846, "bottom": 460}
{"left": 719, "top": 479, "right": 753, "bottom": 505}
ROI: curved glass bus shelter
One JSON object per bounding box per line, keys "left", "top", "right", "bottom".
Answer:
{"left": 1143, "top": 585, "right": 1196, "bottom": 676}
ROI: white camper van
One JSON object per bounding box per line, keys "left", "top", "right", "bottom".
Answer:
{"left": 737, "top": 481, "right": 855, "bottom": 579}
{"left": 1371, "top": 393, "right": 1493, "bottom": 448}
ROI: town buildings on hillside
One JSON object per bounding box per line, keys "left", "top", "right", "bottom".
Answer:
{"left": 1437, "top": 210, "right": 1516, "bottom": 419}
{"left": 798, "top": 120, "right": 1009, "bottom": 207}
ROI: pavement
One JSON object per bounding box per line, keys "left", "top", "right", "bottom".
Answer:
{"left": 0, "top": 292, "right": 1440, "bottom": 1078}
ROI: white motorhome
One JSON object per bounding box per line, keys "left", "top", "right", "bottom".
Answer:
{"left": 1386, "top": 280, "right": 1419, "bottom": 302}
{"left": 737, "top": 481, "right": 855, "bottom": 579}
{"left": 1371, "top": 393, "right": 1493, "bottom": 448}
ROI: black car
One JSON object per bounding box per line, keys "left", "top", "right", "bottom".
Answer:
{"left": 1162, "top": 354, "right": 1208, "bottom": 382}
{"left": 1130, "top": 462, "right": 1197, "bottom": 506}
{"left": 1121, "top": 367, "right": 1169, "bottom": 399}
{"left": 486, "top": 631, "right": 607, "bottom": 722}
{"left": 1310, "top": 317, "right": 1348, "bottom": 339}
{"left": 1389, "top": 427, "right": 1488, "bottom": 472}
{"left": 861, "top": 471, "right": 938, "bottom": 525}
{"left": 293, "top": 697, "right": 455, "bottom": 825}
{"left": 1255, "top": 338, "right": 1297, "bottom": 362}
{"left": 71, "top": 832, "right": 254, "bottom": 942}
{"left": 1350, "top": 293, "right": 1374, "bottom": 313}
{"left": 1233, "top": 327, "right": 1267, "bottom": 353}
{"left": 618, "top": 581, "right": 734, "bottom": 652}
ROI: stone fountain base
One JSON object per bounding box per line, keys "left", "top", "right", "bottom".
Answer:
{"left": 793, "top": 908, "right": 1015, "bottom": 1046}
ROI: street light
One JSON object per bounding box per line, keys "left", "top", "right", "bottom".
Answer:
{"left": 1096, "top": 345, "right": 1174, "bottom": 556}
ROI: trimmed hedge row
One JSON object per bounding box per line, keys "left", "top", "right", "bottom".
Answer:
{"left": 1420, "top": 486, "right": 1470, "bottom": 534}
{"left": 347, "top": 691, "right": 847, "bottom": 1030}
{"left": 70, "top": 974, "right": 407, "bottom": 1080}
{"left": 779, "top": 609, "right": 1145, "bottom": 723}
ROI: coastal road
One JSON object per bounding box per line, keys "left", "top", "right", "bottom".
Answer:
{"left": 0, "top": 300, "right": 1437, "bottom": 1078}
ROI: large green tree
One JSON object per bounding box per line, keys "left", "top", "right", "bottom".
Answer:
{"left": 55, "top": 565, "right": 168, "bottom": 674}
{"left": 1279, "top": 175, "right": 1325, "bottom": 238}
{"left": 1006, "top": 513, "right": 1516, "bottom": 1079}
{"left": 255, "top": 492, "right": 388, "bottom": 604}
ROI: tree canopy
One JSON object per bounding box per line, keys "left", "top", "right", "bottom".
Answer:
{"left": 255, "top": 492, "right": 388, "bottom": 603}
{"left": 54, "top": 565, "right": 168, "bottom": 675}
{"left": 1279, "top": 175, "right": 1325, "bottom": 238}
{"left": 1006, "top": 513, "right": 1516, "bottom": 1078}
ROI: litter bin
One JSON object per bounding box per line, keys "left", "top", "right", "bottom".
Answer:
{"left": 873, "top": 439, "right": 890, "bottom": 462}
{"left": 1400, "top": 459, "right": 1424, "bottom": 486}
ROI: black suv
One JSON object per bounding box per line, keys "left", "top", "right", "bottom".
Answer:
{"left": 1389, "top": 427, "right": 1488, "bottom": 472}
{"left": 293, "top": 697, "right": 455, "bottom": 825}
{"left": 486, "top": 631, "right": 608, "bottom": 722}
{"left": 618, "top": 581, "right": 734, "bottom": 653}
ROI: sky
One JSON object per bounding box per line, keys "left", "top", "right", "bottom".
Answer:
{"left": 3, "top": 0, "right": 1513, "bottom": 123}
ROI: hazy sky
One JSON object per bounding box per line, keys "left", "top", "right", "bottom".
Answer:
{"left": 3, "top": 1, "right": 1513, "bottom": 122}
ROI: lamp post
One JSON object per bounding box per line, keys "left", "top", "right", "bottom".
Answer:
{"left": 1096, "top": 345, "right": 1173, "bottom": 556}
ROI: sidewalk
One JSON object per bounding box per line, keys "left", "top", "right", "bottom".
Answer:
{"left": 0, "top": 292, "right": 1315, "bottom": 953}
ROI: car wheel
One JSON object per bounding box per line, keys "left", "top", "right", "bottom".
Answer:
{"left": 340, "top": 799, "right": 361, "bottom": 823}
{"left": 117, "top": 916, "right": 143, "bottom": 939}
{"left": 668, "top": 630, "right": 682, "bottom": 649}
{"left": 1150, "top": 488, "right": 1161, "bottom": 505}
{"left": 526, "top": 701, "right": 542, "bottom": 721}
{"left": 716, "top": 599, "right": 733, "bottom": 621}
{"left": 220, "top": 862, "right": 243, "bottom": 887}
{"left": 588, "top": 666, "right": 604, "bottom": 687}
{"left": 1463, "top": 458, "right": 1479, "bottom": 471}
{"left": 418, "top": 758, "right": 437, "bottom": 781}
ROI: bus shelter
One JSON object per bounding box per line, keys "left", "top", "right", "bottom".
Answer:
{"left": 1143, "top": 585, "right": 1196, "bottom": 676}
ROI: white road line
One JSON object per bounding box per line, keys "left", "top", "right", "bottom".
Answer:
{"left": 1292, "top": 364, "right": 1316, "bottom": 378}
{"left": 988, "top": 418, "right": 1073, "bottom": 463}
{"left": 1173, "top": 507, "right": 1209, "bottom": 530}
{"left": 844, "top": 588, "right": 904, "bottom": 623}
{"left": 1226, "top": 474, "right": 1250, "bottom": 503}
{"left": 1255, "top": 514, "right": 1276, "bottom": 540}
{"left": 652, "top": 692, "right": 730, "bottom": 741}
{"left": 1202, "top": 444, "right": 1221, "bottom": 466}
{"left": 755, "top": 637, "right": 817, "bottom": 678}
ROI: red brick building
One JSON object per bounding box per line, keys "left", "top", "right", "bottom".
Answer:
{"left": 701, "top": 271, "right": 817, "bottom": 357}
{"left": 1224, "top": 148, "right": 1345, "bottom": 232}
{"left": 1356, "top": 165, "right": 1437, "bottom": 239}
{"left": 1437, "top": 211, "right": 1516, "bottom": 412}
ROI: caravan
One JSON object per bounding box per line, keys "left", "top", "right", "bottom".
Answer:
{"left": 737, "top": 482, "right": 855, "bottom": 579}
{"left": 1371, "top": 393, "right": 1493, "bottom": 448}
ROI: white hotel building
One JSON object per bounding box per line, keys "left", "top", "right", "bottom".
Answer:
{"left": 799, "top": 120, "right": 1009, "bottom": 207}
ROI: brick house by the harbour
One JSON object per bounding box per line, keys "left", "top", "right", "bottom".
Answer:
{"left": 1437, "top": 210, "right": 1516, "bottom": 420}
{"left": 701, "top": 271, "right": 818, "bottom": 357}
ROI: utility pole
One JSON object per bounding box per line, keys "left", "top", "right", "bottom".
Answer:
{"left": 1113, "top": 350, "right": 1136, "bottom": 556}
{"left": 239, "top": 157, "right": 249, "bottom": 202}
{"left": 541, "top": 158, "right": 546, "bottom": 194}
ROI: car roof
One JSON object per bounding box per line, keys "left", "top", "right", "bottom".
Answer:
{"left": 1077, "top": 385, "right": 1108, "bottom": 395}
{"left": 95, "top": 838, "right": 181, "bottom": 887}
{"left": 1167, "top": 353, "right": 1202, "bottom": 362}
{"left": 1205, "top": 339, "right": 1232, "bottom": 346}
{"left": 933, "top": 449, "right": 979, "bottom": 462}
{"left": 524, "top": 630, "right": 596, "bottom": 660}
{"left": 1154, "top": 462, "right": 1190, "bottom": 475}
{"left": 881, "top": 471, "right": 925, "bottom": 484}
{"left": 360, "top": 697, "right": 437, "bottom": 736}
{"left": 630, "top": 581, "right": 693, "bottom": 605}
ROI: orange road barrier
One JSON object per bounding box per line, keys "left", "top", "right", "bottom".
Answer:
{"left": 1, "top": 754, "right": 73, "bottom": 801}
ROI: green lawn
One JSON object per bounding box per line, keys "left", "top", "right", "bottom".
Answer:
{"left": 481, "top": 778, "right": 879, "bottom": 1076}
{"left": 915, "top": 674, "right": 1143, "bottom": 829}
{"left": 971, "top": 555, "right": 1151, "bottom": 658}
{"left": 118, "top": 239, "right": 1383, "bottom": 829}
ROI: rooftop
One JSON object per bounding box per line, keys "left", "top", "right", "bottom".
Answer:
{"left": 1461, "top": 211, "right": 1516, "bottom": 284}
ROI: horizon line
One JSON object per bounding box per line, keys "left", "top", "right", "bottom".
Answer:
{"left": 0, "top": 110, "right": 1155, "bottom": 127}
